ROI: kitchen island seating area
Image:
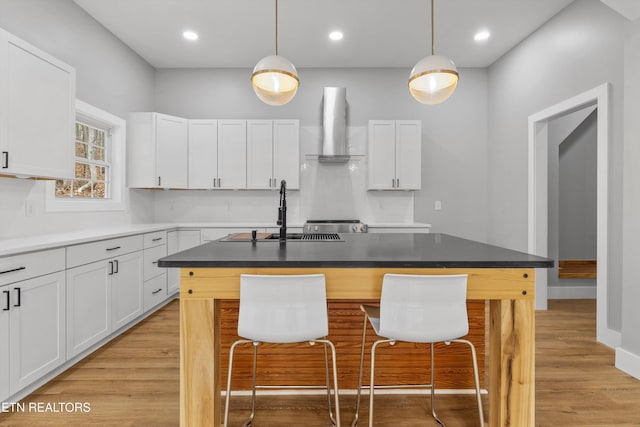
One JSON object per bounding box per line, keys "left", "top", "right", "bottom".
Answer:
{"left": 224, "top": 274, "right": 341, "bottom": 427}
{"left": 162, "top": 233, "right": 552, "bottom": 426}
{"left": 352, "top": 273, "right": 483, "bottom": 427}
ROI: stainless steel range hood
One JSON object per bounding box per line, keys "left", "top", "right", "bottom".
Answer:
{"left": 319, "top": 87, "right": 350, "bottom": 163}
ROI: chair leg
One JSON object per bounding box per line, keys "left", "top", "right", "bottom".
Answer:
{"left": 430, "top": 342, "right": 445, "bottom": 427}
{"left": 452, "top": 339, "right": 485, "bottom": 427}
{"left": 368, "top": 339, "right": 394, "bottom": 427}
{"left": 224, "top": 339, "right": 253, "bottom": 427}
{"left": 323, "top": 341, "right": 337, "bottom": 426}
{"left": 242, "top": 342, "right": 259, "bottom": 427}
{"left": 352, "top": 311, "right": 369, "bottom": 427}
{"left": 315, "top": 339, "right": 341, "bottom": 427}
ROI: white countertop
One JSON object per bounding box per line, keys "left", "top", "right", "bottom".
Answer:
{"left": 0, "top": 221, "right": 430, "bottom": 258}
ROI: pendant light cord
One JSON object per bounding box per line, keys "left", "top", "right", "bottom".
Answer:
{"left": 275, "top": 0, "right": 279, "bottom": 56}
{"left": 431, "top": 0, "right": 435, "bottom": 55}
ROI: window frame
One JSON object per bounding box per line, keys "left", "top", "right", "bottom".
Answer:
{"left": 45, "top": 99, "right": 127, "bottom": 212}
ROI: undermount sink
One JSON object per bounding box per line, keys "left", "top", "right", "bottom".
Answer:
{"left": 218, "top": 233, "right": 344, "bottom": 242}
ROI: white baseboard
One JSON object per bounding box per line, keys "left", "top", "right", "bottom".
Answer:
{"left": 548, "top": 285, "right": 596, "bottom": 299}
{"left": 615, "top": 347, "right": 640, "bottom": 380}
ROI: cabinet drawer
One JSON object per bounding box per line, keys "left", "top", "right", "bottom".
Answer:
{"left": 144, "top": 245, "right": 167, "bottom": 281}
{"left": 67, "top": 235, "right": 143, "bottom": 269}
{"left": 143, "top": 274, "right": 167, "bottom": 312}
{"left": 144, "top": 231, "right": 167, "bottom": 248}
{"left": 0, "top": 248, "right": 65, "bottom": 286}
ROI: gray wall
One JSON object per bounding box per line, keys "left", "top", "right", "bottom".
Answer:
{"left": 0, "top": 0, "right": 156, "bottom": 238}
{"left": 488, "top": 0, "right": 625, "bottom": 330}
{"left": 559, "top": 110, "right": 597, "bottom": 260}
{"left": 155, "top": 67, "right": 490, "bottom": 241}
{"left": 621, "top": 16, "right": 640, "bottom": 358}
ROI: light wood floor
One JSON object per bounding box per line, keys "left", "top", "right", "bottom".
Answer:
{"left": 1, "top": 299, "right": 639, "bottom": 426}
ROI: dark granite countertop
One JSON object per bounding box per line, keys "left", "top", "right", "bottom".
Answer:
{"left": 158, "top": 233, "right": 553, "bottom": 269}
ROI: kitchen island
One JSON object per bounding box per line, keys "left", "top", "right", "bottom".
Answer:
{"left": 159, "top": 233, "right": 553, "bottom": 427}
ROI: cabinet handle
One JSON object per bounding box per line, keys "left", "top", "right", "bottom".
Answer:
{"left": 152, "top": 288, "right": 163, "bottom": 295}
{"left": 2, "top": 290, "right": 9, "bottom": 311}
{"left": 108, "top": 261, "right": 114, "bottom": 275}
{"left": 213, "top": 178, "right": 216, "bottom": 188}
{"left": 152, "top": 261, "right": 158, "bottom": 265}
{"left": 113, "top": 260, "right": 119, "bottom": 274}
{"left": 1, "top": 151, "right": 7, "bottom": 169}
{"left": 13, "top": 287, "right": 21, "bottom": 307}
{"left": 392, "top": 178, "right": 395, "bottom": 188}
{"left": 0, "top": 266, "right": 26, "bottom": 275}
{"left": 158, "top": 176, "right": 161, "bottom": 187}
{"left": 396, "top": 178, "right": 399, "bottom": 188}
{"left": 106, "top": 246, "right": 121, "bottom": 251}
{"left": 152, "top": 237, "right": 163, "bottom": 242}
{"left": 218, "top": 177, "right": 221, "bottom": 187}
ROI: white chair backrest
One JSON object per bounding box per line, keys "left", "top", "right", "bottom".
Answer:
{"left": 379, "top": 274, "right": 469, "bottom": 343}
{"left": 238, "top": 274, "right": 329, "bottom": 343}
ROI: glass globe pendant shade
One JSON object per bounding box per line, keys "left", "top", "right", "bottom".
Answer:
{"left": 408, "top": 54, "right": 459, "bottom": 105}
{"left": 251, "top": 55, "right": 299, "bottom": 106}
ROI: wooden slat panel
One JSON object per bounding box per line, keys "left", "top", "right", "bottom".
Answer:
{"left": 220, "top": 300, "right": 485, "bottom": 390}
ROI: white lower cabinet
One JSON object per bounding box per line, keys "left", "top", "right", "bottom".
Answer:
{"left": 109, "top": 251, "right": 144, "bottom": 332}
{"left": 66, "top": 251, "right": 143, "bottom": 358}
{"left": 0, "top": 288, "right": 8, "bottom": 402}
{"left": 6, "top": 272, "right": 66, "bottom": 395}
{"left": 66, "top": 260, "right": 110, "bottom": 358}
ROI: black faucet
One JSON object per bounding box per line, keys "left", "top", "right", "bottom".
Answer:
{"left": 276, "top": 179, "right": 287, "bottom": 243}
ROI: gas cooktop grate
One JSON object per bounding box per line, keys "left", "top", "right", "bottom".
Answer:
{"left": 301, "top": 233, "right": 342, "bottom": 241}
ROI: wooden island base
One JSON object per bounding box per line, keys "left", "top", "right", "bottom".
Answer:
{"left": 179, "top": 267, "right": 535, "bottom": 427}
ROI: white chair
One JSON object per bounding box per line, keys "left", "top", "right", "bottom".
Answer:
{"left": 224, "top": 274, "right": 341, "bottom": 427}
{"left": 352, "top": 274, "right": 484, "bottom": 427}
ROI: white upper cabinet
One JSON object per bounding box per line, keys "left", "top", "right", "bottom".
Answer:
{"left": 217, "top": 120, "right": 247, "bottom": 189}
{"left": 274, "top": 120, "right": 300, "bottom": 190}
{"left": 247, "top": 120, "right": 299, "bottom": 190}
{"left": 0, "top": 27, "right": 75, "bottom": 179}
{"left": 368, "top": 120, "right": 421, "bottom": 190}
{"left": 128, "top": 112, "right": 188, "bottom": 189}
{"left": 188, "top": 120, "right": 218, "bottom": 189}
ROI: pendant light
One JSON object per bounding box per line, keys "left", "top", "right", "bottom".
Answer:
{"left": 408, "top": 0, "right": 458, "bottom": 105}
{"left": 251, "top": 0, "right": 299, "bottom": 106}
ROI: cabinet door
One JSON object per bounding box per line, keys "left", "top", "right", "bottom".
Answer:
{"left": 111, "top": 251, "right": 143, "bottom": 331}
{"left": 247, "top": 120, "right": 274, "bottom": 189}
{"left": 66, "top": 261, "right": 110, "bottom": 358}
{"left": 273, "top": 120, "right": 300, "bottom": 190}
{"left": 166, "top": 231, "right": 180, "bottom": 295}
{"left": 368, "top": 121, "right": 396, "bottom": 190}
{"left": 156, "top": 113, "right": 188, "bottom": 189}
{"left": 188, "top": 120, "right": 218, "bottom": 189}
{"left": 0, "top": 285, "right": 9, "bottom": 401}
{"left": 0, "top": 29, "right": 75, "bottom": 179}
{"left": 217, "top": 120, "right": 247, "bottom": 189}
{"left": 9, "top": 272, "right": 66, "bottom": 393}
{"left": 395, "top": 120, "right": 421, "bottom": 190}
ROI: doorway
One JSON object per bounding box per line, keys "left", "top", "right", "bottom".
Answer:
{"left": 528, "top": 83, "right": 620, "bottom": 348}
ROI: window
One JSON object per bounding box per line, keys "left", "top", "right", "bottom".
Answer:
{"left": 46, "top": 100, "right": 127, "bottom": 212}
{"left": 55, "top": 121, "right": 111, "bottom": 199}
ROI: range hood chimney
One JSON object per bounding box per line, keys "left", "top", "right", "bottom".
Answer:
{"left": 319, "top": 87, "right": 349, "bottom": 163}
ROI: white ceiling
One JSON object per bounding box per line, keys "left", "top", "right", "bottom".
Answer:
{"left": 73, "top": 0, "right": 576, "bottom": 69}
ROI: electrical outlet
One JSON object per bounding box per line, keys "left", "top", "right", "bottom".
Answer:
{"left": 435, "top": 200, "right": 442, "bottom": 211}
{"left": 25, "top": 200, "right": 34, "bottom": 217}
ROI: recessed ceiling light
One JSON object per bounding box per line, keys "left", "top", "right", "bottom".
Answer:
{"left": 474, "top": 30, "right": 490, "bottom": 42}
{"left": 329, "top": 31, "right": 343, "bottom": 41}
{"left": 183, "top": 30, "right": 199, "bottom": 41}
